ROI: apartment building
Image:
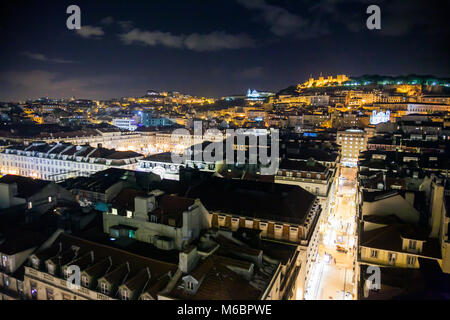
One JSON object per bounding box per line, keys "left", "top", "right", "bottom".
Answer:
{"left": 0, "top": 228, "right": 48, "bottom": 300}
{"left": 137, "top": 152, "right": 182, "bottom": 180}
{"left": 103, "top": 190, "right": 211, "bottom": 251}
{"left": 337, "top": 129, "right": 368, "bottom": 167}
{"left": 185, "top": 177, "right": 322, "bottom": 300}
{"left": 112, "top": 117, "right": 139, "bottom": 131}
{"left": 0, "top": 175, "right": 74, "bottom": 212}
{"left": 159, "top": 230, "right": 286, "bottom": 300}
{"left": 23, "top": 233, "right": 178, "bottom": 300}
{"left": 60, "top": 168, "right": 160, "bottom": 209}
{"left": 21, "top": 227, "right": 295, "bottom": 301}
{"left": 0, "top": 142, "right": 143, "bottom": 182}
{"left": 275, "top": 158, "right": 336, "bottom": 221}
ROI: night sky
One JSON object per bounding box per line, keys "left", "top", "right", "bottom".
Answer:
{"left": 0, "top": 0, "right": 448, "bottom": 100}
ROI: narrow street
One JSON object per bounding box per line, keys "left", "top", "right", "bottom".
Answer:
{"left": 305, "top": 166, "right": 358, "bottom": 300}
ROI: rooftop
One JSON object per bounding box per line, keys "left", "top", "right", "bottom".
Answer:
{"left": 186, "top": 177, "right": 316, "bottom": 225}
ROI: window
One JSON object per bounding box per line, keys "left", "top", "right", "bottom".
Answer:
{"left": 47, "top": 263, "right": 55, "bottom": 275}
{"left": 46, "top": 288, "right": 54, "bottom": 300}
{"left": 82, "top": 276, "right": 89, "bottom": 288}
{"left": 27, "top": 202, "right": 33, "bottom": 209}
{"left": 100, "top": 282, "right": 109, "bottom": 295}
{"left": 30, "top": 281, "right": 38, "bottom": 300}
{"left": 186, "top": 281, "right": 195, "bottom": 291}
{"left": 388, "top": 252, "right": 397, "bottom": 264}
{"left": 3, "top": 275, "right": 9, "bottom": 287}
{"left": 64, "top": 268, "right": 71, "bottom": 279}
{"left": 121, "top": 289, "right": 130, "bottom": 300}
{"left": 231, "top": 217, "right": 240, "bottom": 230}
{"left": 370, "top": 249, "right": 378, "bottom": 259}
{"left": 48, "top": 196, "right": 52, "bottom": 203}
{"left": 17, "top": 281, "right": 23, "bottom": 295}
{"left": 274, "top": 224, "right": 283, "bottom": 239}
{"left": 1, "top": 255, "right": 7, "bottom": 268}
{"left": 408, "top": 240, "right": 417, "bottom": 250}
{"left": 407, "top": 255, "right": 416, "bottom": 266}
{"left": 289, "top": 227, "right": 298, "bottom": 241}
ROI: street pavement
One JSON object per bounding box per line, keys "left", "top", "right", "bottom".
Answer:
{"left": 305, "top": 166, "right": 358, "bottom": 300}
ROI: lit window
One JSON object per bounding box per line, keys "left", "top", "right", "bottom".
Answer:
{"left": 407, "top": 255, "right": 416, "bottom": 266}
{"left": 48, "top": 196, "right": 52, "bottom": 203}
{"left": 1, "top": 255, "right": 7, "bottom": 268}
{"left": 408, "top": 240, "right": 417, "bottom": 250}
{"left": 28, "top": 202, "right": 33, "bottom": 209}
{"left": 370, "top": 249, "right": 378, "bottom": 258}
{"left": 30, "top": 281, "right": 38, "bottom": 300}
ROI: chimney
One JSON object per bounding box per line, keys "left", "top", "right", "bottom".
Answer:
{"left": 134, "top": 195, "right": 156, "bottom": 222}
{"left": 179, "top": 246, "right": 198, "bottom": 274}
{"left": 429, "top": 179, "right": 444, "bottom": 238}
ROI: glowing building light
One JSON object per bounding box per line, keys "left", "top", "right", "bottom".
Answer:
{"left": 370, "top": 110, "right": 391, "bottom": 125}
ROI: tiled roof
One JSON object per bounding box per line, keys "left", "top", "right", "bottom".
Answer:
{"left": 186, "top": 177, "right": 316, "bottom": 225}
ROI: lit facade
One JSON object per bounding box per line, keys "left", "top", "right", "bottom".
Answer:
{"left": 337, "top": 129, "right": 368, "bottom": 167}
{"left": 0, "top": 142, "right": 143, "bottom": 181}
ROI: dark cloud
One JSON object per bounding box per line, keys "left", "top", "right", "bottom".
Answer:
{"left": 235, "top": 66, "right": 264, "bottom": 79}
{"left": 100, "top": 16, "right": 115, "bottom": 25}
{"left": 0, "top": 70, "right": 131, "bottom": 100}
{"left": 119, "top": 29, "right": 255, "bottom": 51}
{"left": 76, "top": 25, "right": 105, "bottom": 39}
{"left": 20, "top": 52, "right": 76, "bottom": 64}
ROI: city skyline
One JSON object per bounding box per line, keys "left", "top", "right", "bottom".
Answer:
{"left": 1, "top": 0, "right": 449, "bottom": 101}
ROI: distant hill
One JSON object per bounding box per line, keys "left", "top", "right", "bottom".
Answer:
{"left": 276, "top": 74, "right": 450, "bottom": 96}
